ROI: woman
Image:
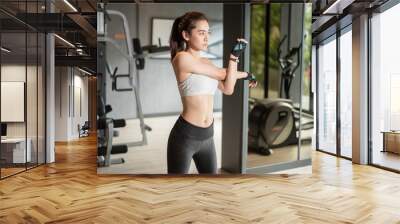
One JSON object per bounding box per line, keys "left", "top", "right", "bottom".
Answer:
{"left": 168, "top": 11, "right": 257, "bottom": 174}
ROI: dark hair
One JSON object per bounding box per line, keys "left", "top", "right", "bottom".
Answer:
{"left": 169, "top": 11, "right": 208, "bottom": 60}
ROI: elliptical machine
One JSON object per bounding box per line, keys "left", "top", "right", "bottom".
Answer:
{"left": 248, "top": 35, "right": 302, "bottom": 155}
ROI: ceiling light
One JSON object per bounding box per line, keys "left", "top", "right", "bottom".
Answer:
{"left": 78, "top": 67, "right": 92, "bottom": 76}
{"left": 1, "top": 47, "right": 11, "bottom": 53}
{"left": 76, "top": 48, "right": 85, "bottom": 55}
{"left": 54, "top": 34, "right": 75, "bottom": 48}
{"left": 322, "top": 0, "right": 354, "bottom": 15}
{"left": 63, "top": 0, "right": 78, "bottom": 12}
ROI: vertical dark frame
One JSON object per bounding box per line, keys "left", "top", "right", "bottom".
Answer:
{"left": 36, "top": 0, "right": 39, "bottom": 168}
{"left": 287, "top": 4, "right": 291, "bottom": 58}
{"left": 24, "top": 0, "right": 28, "bottom": 171}
{"left": 44, "top": 0, "right": 47, "bottom": 165}
{"left": 264, "top": 4, "right": 270, "bottom": 98}
{"left": 336, "top": 28, "right": 341, "bottom": 157}
{"left": 221, "top": 3, "right": 250, "bottom": 173}
{"left": 72, "top": 68, "right": 75, "bottom": 118}
{"left": 0, "top": 20, "right": 2, "bottom": 179}
{"left": 69, "top": 69, "right": 71, "bottom": 117}
{"left": 59, "top": 68, "right": 62, "bottom": 117}
{"left": 315, "top": 44, "right": 319, "bottom": 151}
{"left": 367, "top": 11, "right": 373, "bottom": 165}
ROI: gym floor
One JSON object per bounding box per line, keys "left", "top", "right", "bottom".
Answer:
{"left": 97, "top": 112, "right": 313, "bottom": 174}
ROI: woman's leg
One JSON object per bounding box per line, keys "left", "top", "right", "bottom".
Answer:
{"left": 192, "top": 137, "right": 217, "bottom": 174}
{"left": 167, "top": 130, "right": 200, "bottom": 174}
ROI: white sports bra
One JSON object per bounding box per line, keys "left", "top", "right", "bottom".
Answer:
{"left": 178, "top": 73, "right": 218, "bottom": 97}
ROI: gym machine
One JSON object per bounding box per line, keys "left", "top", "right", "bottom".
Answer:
{"left": 248, "top": 35, "right": 313, "bottom": 155}
{"left": 278, "top": 35, "right": 301, "bottom": 99}
{"left": 97, "top": 3, "right": 154, "bottom": 166}
{"left": 97, "top": 96, "right": 128, "bottom": 166}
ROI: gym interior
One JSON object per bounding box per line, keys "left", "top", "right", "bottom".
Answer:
{"left": 97, "top": 2, "right": 314, "bottom": 174}
{"left": 0, "top": 0, "right": 400, "bottom": 222}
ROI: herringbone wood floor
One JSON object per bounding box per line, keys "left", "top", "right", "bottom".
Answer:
{"left": 1, "top": 136, "right": 400, "bottom": 223}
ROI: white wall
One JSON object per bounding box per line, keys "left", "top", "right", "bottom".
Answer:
{"left": 55, "top": 67, "right": 89, "bottom": 141}
{"left": 1, "top": 65, "right": 30, "bottom": 138}
{"left": 72, "top": 73, "right": 89, "bottom": 138}
{"left": 55, "top": 67, "right": 69, "bottom": 141}
{"left": 1, "top": 64, "right": 46, "bottom": 163}
{"left": 311, "top": 45, "right": 316, "bottom": 150}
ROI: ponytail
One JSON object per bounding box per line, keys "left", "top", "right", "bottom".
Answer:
{"left": 169, "top": 12, "right": 208, "bottom": 60}
{"left": 169, "top": 16, "right": 185, "bottom": 60}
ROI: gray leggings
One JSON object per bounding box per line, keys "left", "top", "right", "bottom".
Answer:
{"left": 167, "top": 116, "right": 217, "bottom": 174}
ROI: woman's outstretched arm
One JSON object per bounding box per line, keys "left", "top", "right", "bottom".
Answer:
{"left": 173, "top": 52, "right": 227, "bottom": 81}
{"left": 173, "top": 38, "right": 248, "bottom": 82}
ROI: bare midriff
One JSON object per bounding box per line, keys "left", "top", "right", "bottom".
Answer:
{"left": 181, "top": 95, "right": 214, "bottom": 128}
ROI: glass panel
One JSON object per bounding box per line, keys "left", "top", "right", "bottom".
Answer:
{"left": 339, "top": 28, "right": 352, "bottom": 158}
{"left": 300, "top": 3, "right": 313, "bottom": 161}
{"left": 26, "top": 0, "right": 39, "bottom": 169}
{"left": 247, "top": 4, "right": 307, "bottom": 172}
{"left": 268, "top": 4, "right": 281, "bottom": 99}
{"left": 250, "top": 4, "right": 265, "bottom": 99}
{"left": 27, "top": 31, "right": 38, "bottom": 169}
{"left": 0, "top": 4, "right": 28, "bottom": 177}
{"left": 301, "top": 6, "right": 312, "bottom": 113}
{"left": 371, "top": 4, "right": 400, "bottom": 171}
{"left": 317, "top": 36, "right": 337, "bottom": 154}
{"left": 38, "top": 33, "right": 45, "bottom": 165}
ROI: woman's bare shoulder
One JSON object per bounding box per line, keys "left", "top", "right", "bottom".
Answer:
{"left": 173, "top": 51, "right": 193, "bottom": 63}
{"left": 172, "top": 52, "right": 192, "bottom": 81}
{"left": 172, "top": 52, "right": 197, "bottom": 73}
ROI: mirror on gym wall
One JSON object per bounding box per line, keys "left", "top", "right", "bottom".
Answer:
{"left": 299, "top": 4, "right": 313, "bottom": 164}
{"left": 96, "top": 2, "right": 313, "bottom": 175}
{"left": 97, "top": 3, "right": 224, "bottom": 174}
{"left": 247, "top": 3, "right": 313, "bottom": 174}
